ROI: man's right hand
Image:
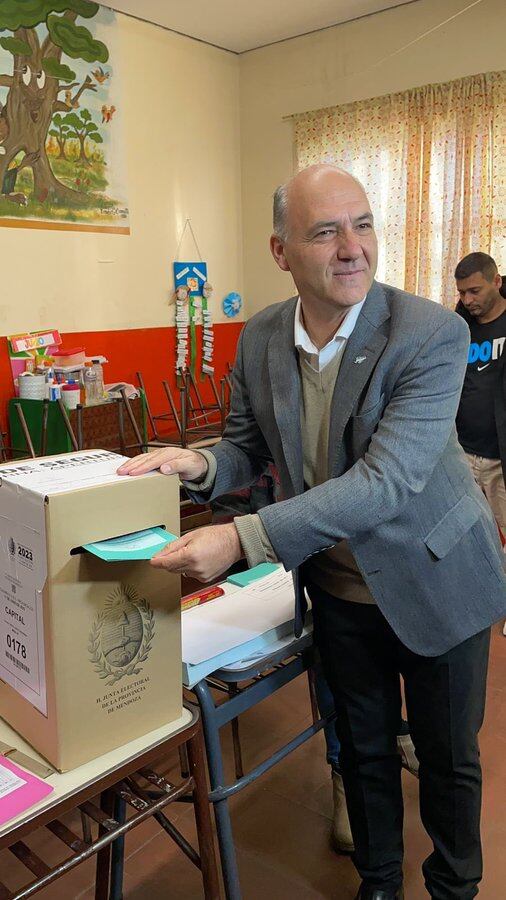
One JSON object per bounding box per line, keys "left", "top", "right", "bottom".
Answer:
{"left": 117, "top": 447, "right": 208, "bottom": 482}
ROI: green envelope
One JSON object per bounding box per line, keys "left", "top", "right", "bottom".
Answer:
{"left": 226, "top": 562, "right": 280, "bottom": 586}
{"left": 83, "top": 527, "right": 178, "bottom": 561}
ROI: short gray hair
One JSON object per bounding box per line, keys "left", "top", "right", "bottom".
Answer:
{"left": 273, "top": 182, "right": 289, "bottom": 242}
{"left": 273, "top": 165, "right": 366, "bottom": 243}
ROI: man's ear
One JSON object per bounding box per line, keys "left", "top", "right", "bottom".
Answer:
{"left": 493, "top": 272, "right": 503, "bottom": 292}
{"left": 270, "top": 234, "right": 290, "bottom": 272}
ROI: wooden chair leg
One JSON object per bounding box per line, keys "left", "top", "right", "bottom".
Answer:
{"left": 81, "top": 809, "right": 93, "bottom": 845}
{"left": 180, "top": 385, "right": 188, "bottom": 448}
{"left": 137, "top": 371, "right": 160, "bottom": 442}
{"left": 57, "top": 398, "right": 79, "bottom": 451}
{"left": 94, "top": 789, "right": 115, "bottom": 900}
{"left": 178, "top": 744, "right": 190, "bottom": 779}
{"left": 120, "top": 388, "right": 145, "bottom": 453}
{"left": 75, "top": 403, "right": 84, "bottom": 450}
{"left": 188, "top": 369, "right": 210, "bottom": 425}
{"left": 162, "top": 379, "right": 182, "bottom": 437}
{"left": 0, "top": 421, "right": 9, "bottom": 461}
{"left": 40, "top": 398, "right": 49, "bottom": 456}
{"left": 186, "top": 727, "right": 221, "bottom": 900}
{"left": 117, "top": 398, "right": 126, "bottom": 453}
{"left": 14, "top": 403, "right": 36, "bottom": 457}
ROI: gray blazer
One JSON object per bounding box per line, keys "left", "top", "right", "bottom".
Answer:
{"left": 191, "top": 281, "right": 506, "bottom": 656}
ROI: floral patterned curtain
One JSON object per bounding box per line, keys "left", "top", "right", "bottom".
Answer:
{"left": 293, "top": 71, "right": 506, "bottom": 308}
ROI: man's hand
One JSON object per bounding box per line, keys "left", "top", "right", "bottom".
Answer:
{"left": 117, "top": 447, "right": 208, "bottom": 482}
{"left": 150, "top": 524, "right": 243, "bottom": 583}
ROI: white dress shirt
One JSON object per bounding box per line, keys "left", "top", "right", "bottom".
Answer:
{"left": 294, "top": 296, "right": 366, "bottom": 373}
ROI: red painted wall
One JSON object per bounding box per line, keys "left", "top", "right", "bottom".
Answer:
{"left": 0, "top": 322, "right": 243, "bottom": 440}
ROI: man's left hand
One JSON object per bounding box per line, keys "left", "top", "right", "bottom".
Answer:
{"left": 150, "top": 523, "right": 243, "bottom": 583}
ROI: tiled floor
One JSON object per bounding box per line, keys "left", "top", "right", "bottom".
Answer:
{"left": 1, "top": 623, "right": 505, "bottom": 899}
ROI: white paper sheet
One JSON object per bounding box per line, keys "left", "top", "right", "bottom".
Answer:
{"left": 0, "top": 763, "right": 26, "bottom": 799}
{"left": 0, "top": 451, "right": 147, "bottom": 496}
{"left": 182, "top": 567, "right": 295, "bottom": 664}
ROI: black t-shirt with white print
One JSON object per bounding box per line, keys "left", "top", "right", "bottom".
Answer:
{"left": 456, "top": 309, "right": 506, "bottom": 458}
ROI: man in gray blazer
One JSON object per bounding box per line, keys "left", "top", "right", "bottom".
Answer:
{"left": 119, "top": 165, "right": 506, "bottom": 900}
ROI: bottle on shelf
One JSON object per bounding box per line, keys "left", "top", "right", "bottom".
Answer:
{"left": 42, "top": 361, "right": 55, "bottom": 399}
{"left": 83, "top": 362, "right": 99, "bottom": 406}
{"left": 61, "top": 381, "right": 81, "bottom": 409}
{"left": 91, "top": 358, "right": 105, "bottom": 400}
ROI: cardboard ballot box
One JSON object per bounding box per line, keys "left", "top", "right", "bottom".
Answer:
{"left": 0, "top": 450, "right": 181, "bottom": 771}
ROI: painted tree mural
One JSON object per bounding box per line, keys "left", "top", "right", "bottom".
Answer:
{"left": 63, "top": 108, "right": 102, "bottom": 163}
{"left": 48, "top": 111, "right": 70, "bottom": 157}
{"left": 0, "top": 1, "right": 128, "bottom": 230}
{"left": 0, "top": 1, "right": 109, "bottom": 205}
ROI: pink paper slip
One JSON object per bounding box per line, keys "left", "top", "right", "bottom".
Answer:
{"left": 0, "top": 756, "right": 53, "bottom": 827}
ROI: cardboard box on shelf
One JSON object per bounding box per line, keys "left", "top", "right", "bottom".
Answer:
{"left": 0, "top": 450, "right": 181, "bottom": 772}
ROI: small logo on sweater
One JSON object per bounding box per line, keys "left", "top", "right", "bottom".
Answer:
{"left": 354, "top": 356, "right": 367, "bottom": 365}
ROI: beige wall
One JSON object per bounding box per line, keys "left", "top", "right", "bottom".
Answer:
{"left": 0, "top": 14, "right": 242, "bottom": 334}
{"left": 3, "top": 1, "right": 505, "bottom": 334}
{"left": 239, "top": 0, "right": 506, "bottom": 316}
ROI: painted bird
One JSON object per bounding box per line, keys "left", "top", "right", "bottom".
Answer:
{"left": 101, "top": 104, "right": 116, "bottom": 123}
{"left": 92, "top": 66, "right": 110, "bottom": 84}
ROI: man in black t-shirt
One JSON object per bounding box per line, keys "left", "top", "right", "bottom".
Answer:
{"left": 455, "top": 252, "right": 506, "bottom": 550}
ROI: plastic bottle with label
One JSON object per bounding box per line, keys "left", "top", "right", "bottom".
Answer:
{"left": 44, "top": 364, "right": 55, "bottom": 400}
{"left": 49, "top": 382, "right": 61, "bottom": 401}
{"left": 62, "top": 381, "right": 81, "bottom": 409}
{"left": 83, "top": 362, "right": 99, "bottom": 405}
{"left": 91, "top": 358, "right": 105, "bottom": 400}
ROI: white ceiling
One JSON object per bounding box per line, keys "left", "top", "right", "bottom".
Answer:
{"left": 107, "top": 0, "right": 419, "bottom": 53}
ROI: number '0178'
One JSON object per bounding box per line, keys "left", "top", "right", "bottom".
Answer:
{"left": 6, "top": 635, "right": 27, "bottom": 658}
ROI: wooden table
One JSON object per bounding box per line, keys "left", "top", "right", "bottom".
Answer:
{"left": 0, "top": 707, "right": 220, "bottom": 899}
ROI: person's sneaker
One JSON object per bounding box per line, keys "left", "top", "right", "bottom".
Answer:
{"left": 397, "top": 732, "right": 419, "bottom": 777}
{"left": 331, "top": 770, "right": 354, "bottom": 853}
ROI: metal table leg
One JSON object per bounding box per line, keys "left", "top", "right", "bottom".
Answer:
{"left": 190, "top": 637, "right": 332, "bottom": 900}
{"left": 193, "top": 679, "right": 242, "bottom": 900}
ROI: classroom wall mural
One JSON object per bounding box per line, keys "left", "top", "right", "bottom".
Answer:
{"left": 0, "top": 1, "right": 129, "bottom": 233}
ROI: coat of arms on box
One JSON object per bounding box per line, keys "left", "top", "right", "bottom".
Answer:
{"left": 88, "top": 585, "right": 155, "bottom": 686}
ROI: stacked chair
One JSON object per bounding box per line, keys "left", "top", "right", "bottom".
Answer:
{"left": 139, "top": 368, "right": 231, "bottom": 450}
{"left": 137, "top": 366, "right": 234, "bottom": 534}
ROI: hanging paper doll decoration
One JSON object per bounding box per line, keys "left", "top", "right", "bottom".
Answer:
{"left": 173, "top": 219, "right": 217, "bottom": 377}
{"left": 173, "top": 260, "right": 207, "bottom": 376}
{"left": 222, "top": 292, "right": 242, "bottom": 318}
{"left": 201, "top": 281, "right": 215, "bottom": 375}
{"left": 174, "top": 284, "right": 190, "bottom": 372}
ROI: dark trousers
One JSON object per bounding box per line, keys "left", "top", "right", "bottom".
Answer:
{"left": 310, "top": 586, "right": 490, "bottom": 899}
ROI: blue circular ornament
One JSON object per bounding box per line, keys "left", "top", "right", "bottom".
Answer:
{"left": 222, "top": 292, "right": 242, "bottom": 317}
